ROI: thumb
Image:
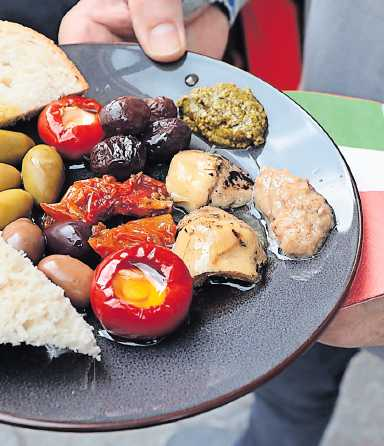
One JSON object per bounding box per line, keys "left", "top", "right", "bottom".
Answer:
{"left": 128, "top": 0, "right": 186, "bottom": 62}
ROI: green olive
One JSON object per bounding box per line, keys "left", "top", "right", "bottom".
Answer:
{"left": 0, "top": 130, "right": 35, "bottom": 165}
{"left": 0, "top": 189, "right": 33, "bottom": 230}
{"left": 0, "top": 163, "right": 21, "bottom": 191}
{"left": 22, "top": 145, "right": 65, "bottom": 205}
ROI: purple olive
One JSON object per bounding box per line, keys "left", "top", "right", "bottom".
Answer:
{"left": 144, "top": 96, "right": 177, "bottom": 122}
{"left": 100, "top": 96, "right": 150, "bottom": 135}
{"left": 89, "top": 135, "right": 147, "bottom": 180}
{"left": 144, "top": 118, "right": 192, "bottom": 163}
{"left": 44, "top": 221, "right": 92, "bottom": 261}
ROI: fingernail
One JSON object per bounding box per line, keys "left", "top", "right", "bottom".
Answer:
{"left": 149, "top": 22, "right": 182, "bottom": 58}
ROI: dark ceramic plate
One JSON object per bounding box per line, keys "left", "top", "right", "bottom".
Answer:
{"left": 0, "top": 44, "right": 361, "bottom": 432}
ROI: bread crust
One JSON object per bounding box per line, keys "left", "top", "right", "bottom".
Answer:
{"left": 0, "top": 21, "right": 89, "bottom": 128}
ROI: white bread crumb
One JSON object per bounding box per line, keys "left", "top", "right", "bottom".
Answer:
{"left": 0, "top": 236, "right": 100, "bottom": 360}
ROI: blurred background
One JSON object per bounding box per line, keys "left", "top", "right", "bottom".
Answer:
{"left": 225, "top": 0, "right": 304, "bottom": 90}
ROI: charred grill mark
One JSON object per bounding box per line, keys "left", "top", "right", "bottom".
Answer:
{"left": 228, "top": 170, "right": 253, "bottom": 188}
{"left": 222, "top": 170, "right": 253, "bottom": 190}
{"left": 232, "top": 229, "right": 247, "bottom": 247}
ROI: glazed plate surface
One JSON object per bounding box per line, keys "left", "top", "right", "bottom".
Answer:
{"left": 0, "top": 44, "right": 362, "bottom": 431}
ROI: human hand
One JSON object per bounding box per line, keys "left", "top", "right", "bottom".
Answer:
{"left": 59, "top": 0, "right": 230, "bottom": 61}
{"left": 319, "top": 296, "right": 384, "bottom": 348}
{"left": 186, "top": 4, "right": 230, "bottom": 60}
{"left": 59, "top": 0, "right": 186, "bottom": 62}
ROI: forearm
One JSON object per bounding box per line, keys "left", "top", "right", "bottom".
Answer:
{"left": 183, "top": 0, "right": 248, "bottom": 24}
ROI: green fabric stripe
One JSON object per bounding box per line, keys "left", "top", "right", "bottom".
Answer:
{"left": 286, "top": 91, "right": 384, "bottom": 151}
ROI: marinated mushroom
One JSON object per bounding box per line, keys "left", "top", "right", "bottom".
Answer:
{"left": 166, "top": 150, "right": 253, "bottom": 212}
{"left": 174, "top": 206, "right": 267, "bottom": 285}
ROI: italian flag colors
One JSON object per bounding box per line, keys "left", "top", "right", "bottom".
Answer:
{"left": 288, "top": 92, "right": 384, "bottom": 307}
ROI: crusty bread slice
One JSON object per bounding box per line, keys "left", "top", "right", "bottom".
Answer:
{"left": 0, "top": 21, "right": 88, "bottom": 128}
{"left": 0, "top": 236, "right": 100, "bottom": 359}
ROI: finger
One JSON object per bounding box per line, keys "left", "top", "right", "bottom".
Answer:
{"left": 59, "top": 15, "right": 121, "bottom": 44}
{"left": 128, "top": 0, "right": 186, "bottom": 62}
{"left": 59, "top": 0, "right": 134, "bottom": 44}
{"left": 88, "top": 0, "right": 135, "bottom": 38}
{"left": 186, "top": 5, "right": 229, "bottom": 59}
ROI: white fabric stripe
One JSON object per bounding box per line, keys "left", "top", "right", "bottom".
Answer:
{"left": 339, "top": 146, "right": 384, "bottom": 192}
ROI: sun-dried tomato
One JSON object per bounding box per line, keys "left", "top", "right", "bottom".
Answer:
{"left": 41, "top": 173, "right": 172, "bottom": 225}
{"left": 89, "top": 214, "right": 176, "bottom": 258}
{"left": 114, "top": 172, "right": 172, "bottom": 218}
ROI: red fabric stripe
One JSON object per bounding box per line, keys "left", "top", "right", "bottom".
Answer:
{"left": 344, "top": 191, "right": 384, "bottom": 307}
{"left": 242, "top": 0, "right": 302, "bottom": 90}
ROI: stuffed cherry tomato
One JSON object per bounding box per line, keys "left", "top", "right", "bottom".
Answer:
{"left": 91, "top": 244, "right": 193, "bottom": 342}
{"left": 38, "top": 95, "right": 104, "bottom": 160}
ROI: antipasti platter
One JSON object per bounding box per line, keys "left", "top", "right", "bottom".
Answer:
{"left": 0, "top": 22, "right": 361, "bottom": 432}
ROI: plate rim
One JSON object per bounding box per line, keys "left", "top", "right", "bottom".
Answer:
{"left": 0, "top": 43, "right": 363, "bottom": 432}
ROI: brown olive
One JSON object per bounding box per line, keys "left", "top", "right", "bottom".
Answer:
{"left": 2, "top": 218, "right": 45, "bottom": 263}
{"left": 44, "top": 221, "right": 92, "bottom": 260}
{"left": 100, "top": 96, "right": 150, "bottom": 135}
{"left": 89, "top": 135, "right": 147, "bottom": 180}
{"left": 144, "top": 96, "right": 177, "bottom": 122}
{"left": 38, "top": 255, "right": 93, "bottom": 308}
{"left": 144, "top": 118, "right": 192, "bottom": 163}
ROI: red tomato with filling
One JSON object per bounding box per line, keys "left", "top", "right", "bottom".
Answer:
{"left": 38, "top": 95, "right": 104, "bottom": 160}
{"left": 90, "top": 244, "right": 193, "bottom": 341}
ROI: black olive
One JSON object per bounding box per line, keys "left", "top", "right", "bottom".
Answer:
{"left": 144, "top": 118, "right": 192, "bottom": 163}
{"left": 144, "top": 96, "right": 177, "bottom": 122}
{"left": 100, "top": 96, "right": 150, "bottom": 135}
{"left": 90, "top": 135, "right": 147, "bottom": 180}
{"left": 44, "top": 221, "right": 92, "bottom": 261}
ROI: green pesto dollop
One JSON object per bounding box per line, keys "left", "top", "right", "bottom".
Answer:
{"left": 177, "top": 83, "right": 268, "bottom": 149}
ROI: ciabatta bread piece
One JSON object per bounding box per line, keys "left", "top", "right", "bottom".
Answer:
{"left": 0, "top": 21, "right": 88, "bottom": 128}
{"left": 0, "top": 236, "right": 100, "bottom": 359}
